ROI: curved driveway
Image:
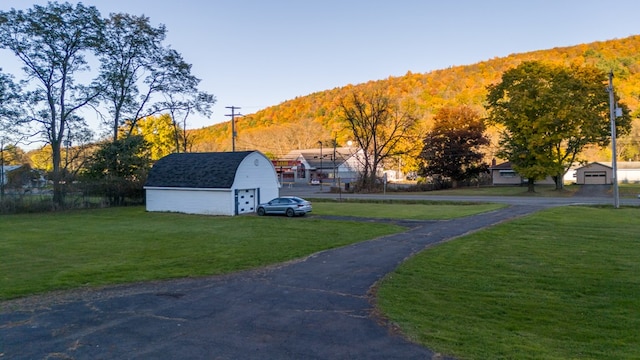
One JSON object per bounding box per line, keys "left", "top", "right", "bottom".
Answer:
{"left": 0, "top": 191, "right": 627, "bottom": 359}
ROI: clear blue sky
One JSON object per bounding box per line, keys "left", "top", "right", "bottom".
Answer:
{"left": 2, "top": 0, "right": 640, "bottom": 130}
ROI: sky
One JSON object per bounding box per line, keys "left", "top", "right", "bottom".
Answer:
{"left": 2, "top": 0, "right": 640, "bottom": 131}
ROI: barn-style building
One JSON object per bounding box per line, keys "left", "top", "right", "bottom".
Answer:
{"left": 144, "top": 151, "right": 279, "bottom": 216}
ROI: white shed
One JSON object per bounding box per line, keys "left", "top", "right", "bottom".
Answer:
{"left": 144, "top": 151, "right": 279, "bottom": 216}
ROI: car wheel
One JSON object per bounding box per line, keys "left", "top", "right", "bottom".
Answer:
{"left": 286, "top": 208, "right": 295, "bottom": 217}
{"left": 257, "top": 207, "right": 266, "bottom": 216}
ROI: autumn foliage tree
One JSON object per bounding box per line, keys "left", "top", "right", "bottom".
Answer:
{"left": 419, "top": 106, "right": 489, "bottom": 187}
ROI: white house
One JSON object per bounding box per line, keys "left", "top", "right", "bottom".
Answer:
{"left": 1, "top": 165, "right": 22, "bottom": 186}
{"left": 144, "top": 151, "right": 279, "bottom": 216}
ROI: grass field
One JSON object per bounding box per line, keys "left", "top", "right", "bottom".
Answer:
{"left": 0, "top": 207, "right": 403, "bottom": 300}
{"left": 376, "top": 206, "right": 640, "bottom": 360}
{"left": 313, "top": 200, "right": 504, "bottom": 220}
{"left": 0, "top": 201, "right": 498, "bottom": 300}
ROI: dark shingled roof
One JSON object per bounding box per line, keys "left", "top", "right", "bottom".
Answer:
{"left": 145, "top": 151, "right": 255, "bottom": 189}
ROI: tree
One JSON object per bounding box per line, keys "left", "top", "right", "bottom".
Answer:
{"left": 339, "top": 90, "right": 420, "bottom": 190}
{"left": 97, "top": 13, "right": 164, "bottom": 142}
{"left": 0, "top": 70, "right": 24, "bottom": 186}
{"left": 162, "top": 90, "right": 215, "bottom": 153}
{"left": 0, "top": 71, "right": 20, "bottom": 134}
{"left": 97, "top": 13, "right": 211, "bottom": 144}
{"left": 485, "top": 61, "right": 631, "bottom": 192}
{"left": 128, "top": 114, "right": 177, "bottom": 160}
{"left": 81, "top": 135, "right": 151, "bottom": 205}
{"left": 0, "top": 2, "right": 103, "bottom": 206}
{"left": 419, "top": 106, "right": 489, "bottom": 187}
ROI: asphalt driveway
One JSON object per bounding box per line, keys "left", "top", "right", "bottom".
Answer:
{"left": 1, "top": 204, "right": 548, "bottom": 359}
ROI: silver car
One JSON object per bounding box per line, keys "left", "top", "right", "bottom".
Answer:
{"left": 256, "top": 196, "right": 312, "bottom": 217}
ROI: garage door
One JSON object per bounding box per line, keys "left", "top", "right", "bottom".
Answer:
{"left": 236, "top": 189, "right": 256, "bottom": 214}
{"left": 584, "top": 171, "right": 607, "bottom": 184}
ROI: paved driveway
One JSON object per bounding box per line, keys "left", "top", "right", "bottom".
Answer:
{"left": 0, "top": 203, "right": 550, "bottom": 360}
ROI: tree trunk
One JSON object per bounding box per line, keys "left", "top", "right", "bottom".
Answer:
{"left": 554, "top": 175, "right": 564, "bottom": 190}
{"left": 527, "top": 178, "right": 536, "bottom": 192}
{"left": 51, "top": 140, "right": 64, "bottom": 207}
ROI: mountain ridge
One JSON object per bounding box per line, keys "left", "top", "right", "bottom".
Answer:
{"left": 190, "top": 35, "right": 640, "bottom": 162}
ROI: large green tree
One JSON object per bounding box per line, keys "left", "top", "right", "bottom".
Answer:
{"left": 0, "top": 2, "right": 103, "bottom": 206}
{"left": 419, "top": 106, "right": 489, "bottom": 187}
{"left": 485, "top": 61, "right": 631, "bottom": 191}
{"left": 82, "top": 135, "right": 151, "bottom": 205}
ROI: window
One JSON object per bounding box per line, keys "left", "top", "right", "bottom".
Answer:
{"left": 499, "top": 170, "right": 517, "bottom": 178}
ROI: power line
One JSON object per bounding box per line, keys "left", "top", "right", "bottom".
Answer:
{"left": 225, "top": 106, "right": 242, "bottom": 152}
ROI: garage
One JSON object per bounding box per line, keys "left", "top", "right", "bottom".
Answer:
{"left": 583, "top": 171, "right": 607, "bottom": 184}
{"left": 575, "top": 162, "right": 613, "bottom": 185}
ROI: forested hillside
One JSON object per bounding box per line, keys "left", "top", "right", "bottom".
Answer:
{"left": 190, "top": 35, "right": 640, "bottom": 164}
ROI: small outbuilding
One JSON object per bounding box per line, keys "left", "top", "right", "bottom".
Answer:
{"left": 144, "top": 151, "right": 279, "bottom": 216}
{"left": 575, "top": 162, "right": 613, "bottom": 185}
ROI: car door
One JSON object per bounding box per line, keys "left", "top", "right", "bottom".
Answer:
{"left": 276, "top": 198, "right": 294, "bottom": 214}
{"left": 271, "top": 198, "right": 286, "bottom": 214}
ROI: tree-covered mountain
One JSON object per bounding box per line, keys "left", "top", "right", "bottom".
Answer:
{"left": 190, "top": 35, "right": 640, "bottom": 164}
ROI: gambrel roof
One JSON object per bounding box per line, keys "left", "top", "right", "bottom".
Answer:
{"left": 145, "top": 151, "right": 255, "bottom": 189}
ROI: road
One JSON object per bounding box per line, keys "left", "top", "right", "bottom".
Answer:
{"left": 282, "top": 184, "right": 639, "bottom": 207}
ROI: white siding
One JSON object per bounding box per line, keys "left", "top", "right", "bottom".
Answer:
{"left": 619, "top": 169, "right": 640, "bottom": 183}
{"left": 146, "top": 188, "right": 234, "bottom": 215}
{"left": 232, "top": 152, "right": 279, "bottom": 203}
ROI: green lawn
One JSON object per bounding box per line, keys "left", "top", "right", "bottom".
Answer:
{"left": 403, "top": 184, "right": 579, "bottom": 197}
{"left": 0, "top": 201, "right": 497, "bottom": 300}
{"left": 619, "top": 183, "right": 640, "bottom": 198}
{"left": 376, "top": 206, "right": 640, "bottom": 360}
{"left": 312, "top": 200, "right": 504, "bottom": 220}
{"left": 399, "top": 183, "right": 640, "bottom": 199}
{"left": 0, "top": 207, "right": 403, "bottom": 300}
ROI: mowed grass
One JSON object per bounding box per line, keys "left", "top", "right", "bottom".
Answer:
{"left": 408, "top": 184, "right": 579, "bottom": 197}
{"left": 376, "top": 206, "right": 640, "bottom": 360}
{"left": 312, "top": 200, "right": 504, "bottom": 220}
{"left": 0, "top": 201, "right": 497, "bottom": 300}
{"left": 0, "top": 206, "right": 406, "bottom": 300}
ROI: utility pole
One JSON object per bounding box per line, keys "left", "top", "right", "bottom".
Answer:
{"left": 332, "top": 137, "right": 337, "bottom": 185}
{"left": 0, "top": 139, "right": 4, "bottom": 199}
{"left": 608, "top": 71, "right": 619, "bottom": 209}
{"left": 225, "top": 106, "right": 242, "bottom": 152}
{"left": 318, "top": 141, "right": 323, "bottom": 191}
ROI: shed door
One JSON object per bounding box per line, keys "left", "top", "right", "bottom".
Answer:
{"left": 237, "top": 189, "right": 256, "bottom": 214}
{"left": 584, "top": 171, "right": 607, "bottom": 184}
